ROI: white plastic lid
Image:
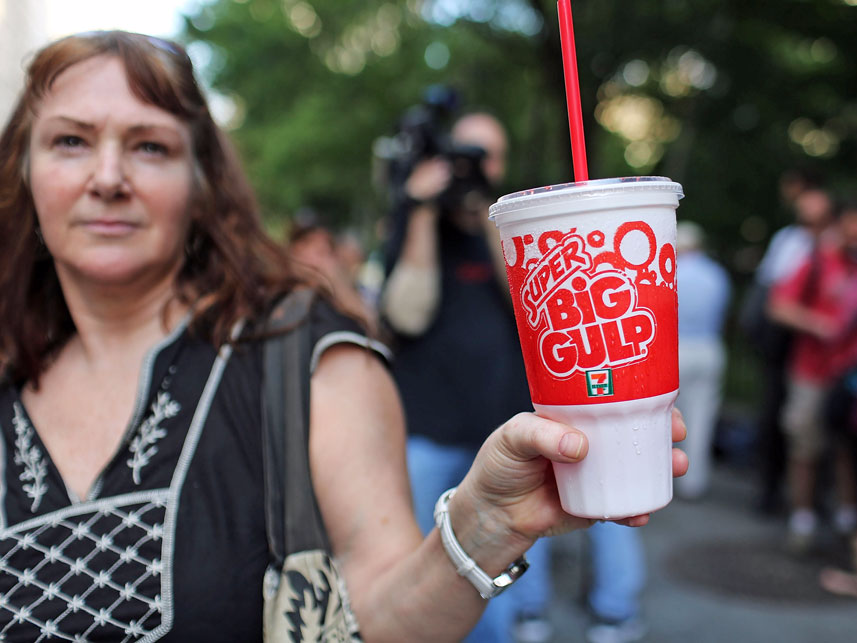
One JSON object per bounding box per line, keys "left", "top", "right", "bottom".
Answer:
{"left": 489, "top": 176, "right": 684, "bottom": 221}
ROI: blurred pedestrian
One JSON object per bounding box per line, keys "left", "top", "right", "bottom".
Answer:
{"left": 768, "top": 200, "right": 857, "bottom": 552}
{"left": 580, "top": 220, "right": 728, "bottom": 642}
{"left": 675, "top": 221, "right": 732, "bottom": 499}
{"left": 380, "top": 112, "right": 553, "bottom": 643}
{"left": 288, "top": 217, "right": 376, "bottom": 328}
{"left": 742, "top": 180, "right": 835, "bottom": 513}
{"left": 334, "top": 228, "right": 382, "bottom": 312}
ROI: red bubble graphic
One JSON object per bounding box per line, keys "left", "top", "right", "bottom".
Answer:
{"left": 614, "top": 222, "right": 656, "bottom": 269}
{"left": 587, "top": 231, "right": 606, "bottom": 248}
{"left": 538, "top": 230, "right": 565, "bottom": 254}
{"left": 659, "top": 243, "right": 676, "bottom": 285}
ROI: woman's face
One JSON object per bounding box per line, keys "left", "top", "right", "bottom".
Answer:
{"left": 28, "top": 55, "right": 195, "bottom": 292}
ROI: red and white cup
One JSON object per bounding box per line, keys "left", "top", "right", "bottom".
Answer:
{"left": 489, "top": 177, "right": 684, "bottom": 519}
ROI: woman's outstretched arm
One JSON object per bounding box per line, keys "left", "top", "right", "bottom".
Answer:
{"left": 309, "top": 344, "right": 687, "bottom": 641}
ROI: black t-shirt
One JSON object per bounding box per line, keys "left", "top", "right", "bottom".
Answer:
{"left": 388, "top": 216, "right": 532, "bottom": 448}
{"left": 0, "top": 300, "right": 386, "bottom": 642}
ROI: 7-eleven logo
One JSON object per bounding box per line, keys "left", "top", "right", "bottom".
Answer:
{"left": 586, "top": 369, "right": 614, "bottom": 397}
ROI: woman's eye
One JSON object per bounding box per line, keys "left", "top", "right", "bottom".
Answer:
{"left": 54, "top": 135, "right": 85, "bottom": 148}
{"left": 138, "top": 141, "right": 168, "bottom": 155}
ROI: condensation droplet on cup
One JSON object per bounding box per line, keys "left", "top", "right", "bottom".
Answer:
{"left": 636, "top": 448, "right": 642, "bottom": 455}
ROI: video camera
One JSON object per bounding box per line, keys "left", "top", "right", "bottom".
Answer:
{"left": 373, "top": 85, "right": 491, "bottom": 214}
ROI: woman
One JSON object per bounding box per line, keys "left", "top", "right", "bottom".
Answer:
{"left": 0, "top": 31, "right": 687, "bottom": 641}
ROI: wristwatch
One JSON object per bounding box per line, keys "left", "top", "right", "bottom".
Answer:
{"left": 433, "top": 487, "right": 530, "bottom": 600}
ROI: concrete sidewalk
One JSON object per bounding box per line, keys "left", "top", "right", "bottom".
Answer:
{"left": 543, "top": 463, "right": 857, "bottom": 642}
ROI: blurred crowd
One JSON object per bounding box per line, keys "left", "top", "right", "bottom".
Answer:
{"left": 739, "top": 168, "right": 857, "bottom": 599}
{"left": 285, "top": 121, "right": 857, "bottom": 641}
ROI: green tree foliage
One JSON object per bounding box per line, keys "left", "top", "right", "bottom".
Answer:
{"left": 183, "top": 0, "right": 571, "bottom": 238}
{"left": 183, "top": 0, "right": 857, "bottom": 268}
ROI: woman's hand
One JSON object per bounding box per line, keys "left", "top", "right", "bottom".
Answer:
{"left": 454, "top": 407, "right": 689, "bottom": 546}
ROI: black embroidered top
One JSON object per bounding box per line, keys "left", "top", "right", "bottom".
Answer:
{"left": 0, "top": 301, "right": 387, "bottom": 642}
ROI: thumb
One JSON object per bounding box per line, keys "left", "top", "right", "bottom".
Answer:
{"left": 494, "top": 412, "right": 589, "bottom": 464}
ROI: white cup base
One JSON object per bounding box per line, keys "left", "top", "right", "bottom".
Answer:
{"left": 535, "top": 390, "right": 677, "bottom": 519}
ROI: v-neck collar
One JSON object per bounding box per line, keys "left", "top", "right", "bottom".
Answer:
{"left": 9, "top": 317, "right": 191, "bottom": 507}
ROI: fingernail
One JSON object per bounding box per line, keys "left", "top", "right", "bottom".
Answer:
{"left": 559, "top": 433, "right": 583, "bottom": 459}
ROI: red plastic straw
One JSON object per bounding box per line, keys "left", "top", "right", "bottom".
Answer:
{"left": 557, "top": 0, "right": 589, "bottom": 181}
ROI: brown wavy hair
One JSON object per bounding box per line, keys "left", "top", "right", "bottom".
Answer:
{"left": 0, "top": 31, "right": 303, "bottom": 385}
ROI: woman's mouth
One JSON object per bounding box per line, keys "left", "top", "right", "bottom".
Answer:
{"left": 79, "top": 219, "right": 140, "bottom": 236}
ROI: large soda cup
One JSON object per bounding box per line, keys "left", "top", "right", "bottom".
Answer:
{"left": 489, "top": 177, "right": 683, "bottom": 519}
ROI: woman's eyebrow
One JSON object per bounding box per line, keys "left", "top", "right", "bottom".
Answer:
{"left": 42, "top": 118, "right": 181, "bottom": 137}
{"left": 126, "top": 124, "right": 182, "bottom": 136}
{"left": 43, "top": 115, "right": 95, "bottom": 131}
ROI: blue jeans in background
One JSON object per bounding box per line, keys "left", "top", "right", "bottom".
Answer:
{"left": 407, "top": 435, "right": 553, "bottom": 643}
{"left": 586, "top": 521, "right": 646, "bottom": 622}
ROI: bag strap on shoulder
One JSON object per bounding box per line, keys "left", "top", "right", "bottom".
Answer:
{"left": 262, "top": 288, "right": 331, "bottom": 568}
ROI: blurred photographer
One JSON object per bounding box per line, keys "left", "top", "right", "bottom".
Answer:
{"left": 380, "top": 112, "right": 554, "bottom": 643}
{"left": 382, "top": 112, "right": 508, "bottom": 329}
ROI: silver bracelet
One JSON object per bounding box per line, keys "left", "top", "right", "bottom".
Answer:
{"left": 433, "top": 487, "right": 529, "bottom": 600}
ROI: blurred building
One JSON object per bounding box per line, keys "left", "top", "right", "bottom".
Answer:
{"left": 0, "top": 0, "right": 47, "bottom": 124}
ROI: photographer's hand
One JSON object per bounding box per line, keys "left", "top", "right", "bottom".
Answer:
{"left": 405, "top": 157, "right": 453, "bottom": 204}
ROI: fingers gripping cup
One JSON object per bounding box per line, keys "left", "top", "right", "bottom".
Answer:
{"left": 489, "top": 177, "right": 683, "bottom": 519}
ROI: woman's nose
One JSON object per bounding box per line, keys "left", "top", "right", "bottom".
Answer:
{"left": 89, "top": 143, "right": 130, "bottom": 200}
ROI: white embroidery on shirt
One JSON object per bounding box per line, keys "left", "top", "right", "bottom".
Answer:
{"left": 127, "top": 392, "right": 180, "bottom": 485}
{"left": 0, "top": 491, "right": 168, "bottom": 641}
{"left": 11, "top": 403, "right": 47, "bottom": 512}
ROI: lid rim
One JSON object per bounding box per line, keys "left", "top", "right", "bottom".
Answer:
{"left": 489, "top": 177, "right": 683, "bottom": 218}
